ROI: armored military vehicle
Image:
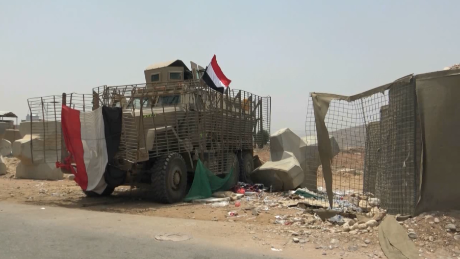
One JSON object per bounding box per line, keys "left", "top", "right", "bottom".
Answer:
{"left": 28, "top": 59, "right": 271, "bottom": 204}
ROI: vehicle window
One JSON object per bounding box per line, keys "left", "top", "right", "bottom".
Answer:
{"left": 157, "top": 95, "right": 180, "bottom": 106}
{"left": 151, "top": 74, "right": 160, "bottom": 82}
{"left": 169, "top": 72, "right": 181, "bottom": 80}
{"left": 128, "top": 98, "right": 150, "bottom": 109}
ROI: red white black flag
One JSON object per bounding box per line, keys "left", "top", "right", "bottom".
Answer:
{"left": 202, "top": 55, "right": 232, "bottom": 93}
{"left": 58, "top": 106, "right": 122, "bottom": 194}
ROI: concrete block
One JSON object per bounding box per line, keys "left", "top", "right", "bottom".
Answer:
{"left": 0, "top": 155, "right": 6, "bottom": 175}
{"left": 302, "top": 135, "right": 340, "bottom": 192}
{"left": 0, "top": 122, "right": 8, "bottom": 140}
{"left": 11, "top": 121, "right": 63, "bottom": 180}
{"left": 270, "top": 128, "right": 340, "bottom": 192}
{"left": 1, "top": 139, "right": 11, "bottom": 156}
{"left": 15, "top": 162, "right": 63, "bottom": 180}
{"left": 13, "top": 136, "right": 37, "bottom": 165}
{"left": 270, "top": 128, "right": 307, "bottom": 173}
{"left": 19, "top": 121, "right": 61, "bottom": 138}
{"left": 250, "top": 151, "right": 304, "bottom": 191}
{"left": 4, "top": 129, "right": 21, "bottom": 144}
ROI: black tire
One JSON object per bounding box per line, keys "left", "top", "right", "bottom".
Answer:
{"left": 83, "top": 185, "right": 115, "bottom": 197}
{"left": 104, "top": 164, "right": 127, "bottom": 187}
{"left": 151, "top": 153, "right": 187, "bottom": 204}
{"left": 239, "top": 152, "right": 254, "bottom": 183}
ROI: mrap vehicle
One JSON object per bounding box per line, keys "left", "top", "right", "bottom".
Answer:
{"left": 28, "top": 59, "right": 271, "bottom": 203}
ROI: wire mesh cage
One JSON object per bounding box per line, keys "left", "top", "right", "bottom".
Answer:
{"left": 27, "top": 93, "right": 93, "bottom": 165}
{"left": 27, "top": 95, "right": 62, "bottom": 164}
{"left": 305, "top": 79, "right": 420, "bottom": 215}
{"left": 92, "top": 80, "right": 272, "bottom": 175}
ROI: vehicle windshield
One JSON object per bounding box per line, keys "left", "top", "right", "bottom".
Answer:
{"left": 156, "top": 95, "right": 180, "bottom": 106}
{"left": 128, "top": 98, "right": 150, "bottom": 109}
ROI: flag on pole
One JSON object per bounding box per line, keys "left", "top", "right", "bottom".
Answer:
{"left": 202, "top": 55, "right": 232, "bottom": 93}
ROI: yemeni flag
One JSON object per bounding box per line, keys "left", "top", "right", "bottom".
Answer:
{"left": 58, "top": 105, "right": 122, "bottom": 194}
{"left": 202, "top": 55, "right": 232, "bottom": 93}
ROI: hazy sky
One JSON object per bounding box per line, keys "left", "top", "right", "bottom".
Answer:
{"left": 1, "top": 1, "right": 459, "bottom": 136}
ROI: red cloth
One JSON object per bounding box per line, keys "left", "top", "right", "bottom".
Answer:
{"left": 59, "top": 105, "right": 88, "bottom": 190}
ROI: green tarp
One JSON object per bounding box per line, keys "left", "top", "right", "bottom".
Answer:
{"left": 184, "top": 159, "right": 234, "bottom": 202}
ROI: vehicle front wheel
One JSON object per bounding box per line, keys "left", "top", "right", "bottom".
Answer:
{"left": 151, "top": 153, "right": 187, "bottom": 204}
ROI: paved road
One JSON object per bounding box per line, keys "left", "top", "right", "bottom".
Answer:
{"left": 0, "top": 202, "right": 298, "bottom": 259}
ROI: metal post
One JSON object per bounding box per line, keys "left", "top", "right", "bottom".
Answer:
{"left": 40, "top": 97, "right": 46, "bottom": 162}
{"left": 61, "top": 93, "right": 68, "bottom": 171}
{"left": 27, "top": 99, "right": 34, "bottom": 163}
{"left": 53, "top": 96, "right": 58, "bottom": 162}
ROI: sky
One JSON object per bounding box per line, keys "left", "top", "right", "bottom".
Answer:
{"left": 1, "top": 0, "right": 459, "bottom": 136}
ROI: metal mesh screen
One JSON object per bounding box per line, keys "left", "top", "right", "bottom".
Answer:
{"left": 27, "top": 93, "right": 93, "bottom": 164}
{"left": 27, "top": 96, "right": 62, "bottom": 164}
{"left": 92, "top": 80, "right": 271, "bottom": 175}
{"left": 305, "top": 82, "right": 420, "bottom": 215}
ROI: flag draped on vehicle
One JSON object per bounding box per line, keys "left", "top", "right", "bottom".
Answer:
{"left": 57, "top": 105, "right": 122, "bottom": 194}
{"left": 202, "top": 55, "right": 232, "bottom": 93}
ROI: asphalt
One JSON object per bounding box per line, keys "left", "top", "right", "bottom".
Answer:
{"left": 0, "top": 202, "right": 293, "bottom": 259}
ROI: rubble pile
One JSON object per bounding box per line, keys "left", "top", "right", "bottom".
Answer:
{"left": 216, "top": 185, "right": 388, "bottom": 257}
{"left": 396, "top": 211, "right": 460, "bottom": 257}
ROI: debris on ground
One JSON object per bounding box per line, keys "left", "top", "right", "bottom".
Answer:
{"left": 192, "top": 197, "right": 230, "bottom": 204}
{"left": 379, "top": 216, "right": 418, "bottom": 259}
{"left": 211, "top": 201, "right": 229, "bottom": 208}
{"left": 2, "top": 153, "right": 460, "bottom": 257}
{"left": 155, "top": 234, "right": 192, "bottom": 242}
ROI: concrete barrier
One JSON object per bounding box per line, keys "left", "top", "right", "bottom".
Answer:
{"left": 12, "top": 121, "right": 63, "bottom": 180}
{"left": 0, "top": 122, "right": 8, "bottom": 175}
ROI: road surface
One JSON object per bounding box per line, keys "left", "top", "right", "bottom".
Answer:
{"left": 0, "top": 202, "right": 317, "bottom": 259}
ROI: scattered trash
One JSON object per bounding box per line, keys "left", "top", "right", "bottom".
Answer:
{"left": 328, "top": 215, "right": 345, "bottom": 225}
{"left": 40, "top": 207, "right": 45, "bottom": 210}
{"left": 236, "top": 188, "right": 245, "bottom": 194}
{"left": 271, "top": 248, "right": 282, "bottom": 252}
{"left": 211, "top": 201, "right": 229, "bottom": 208}
{"left": 227, "top": 211, "right": 238, "bottom": 217}
{"left": 294, "top": 188, "right": 318, "bottom": 199}
{"left": 192, "top": 197, "right": 230, "bottom": 204}
{"left": 368, "top": 198, "right": 380, "bottom": 207}
{"left": 155, "top": 234, "right": 191, "bottom": 242}
{"left": 234, "top": 201, "right": 241, "bottom": 207}
{"left": 212, "top": 191, "right": 236, "bottom": 199}
{"left": 235, "top": 194, "right": 244, "bottom": 200}
{"left": 275, "top": 219, "right": 292, "bottom": 225}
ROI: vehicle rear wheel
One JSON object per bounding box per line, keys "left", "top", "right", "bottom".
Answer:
{"left": 151, "top": 153, "right": 187, "bottom": 204}
{"left": 83, "top": 185, "right": 115, "bottom": 197}
{"left": 239, "top": 152, "right": 254, "bottom": 183}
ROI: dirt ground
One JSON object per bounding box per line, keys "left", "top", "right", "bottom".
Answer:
{"left": 1, "top": 156, "right": 459, "bottom": 258}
